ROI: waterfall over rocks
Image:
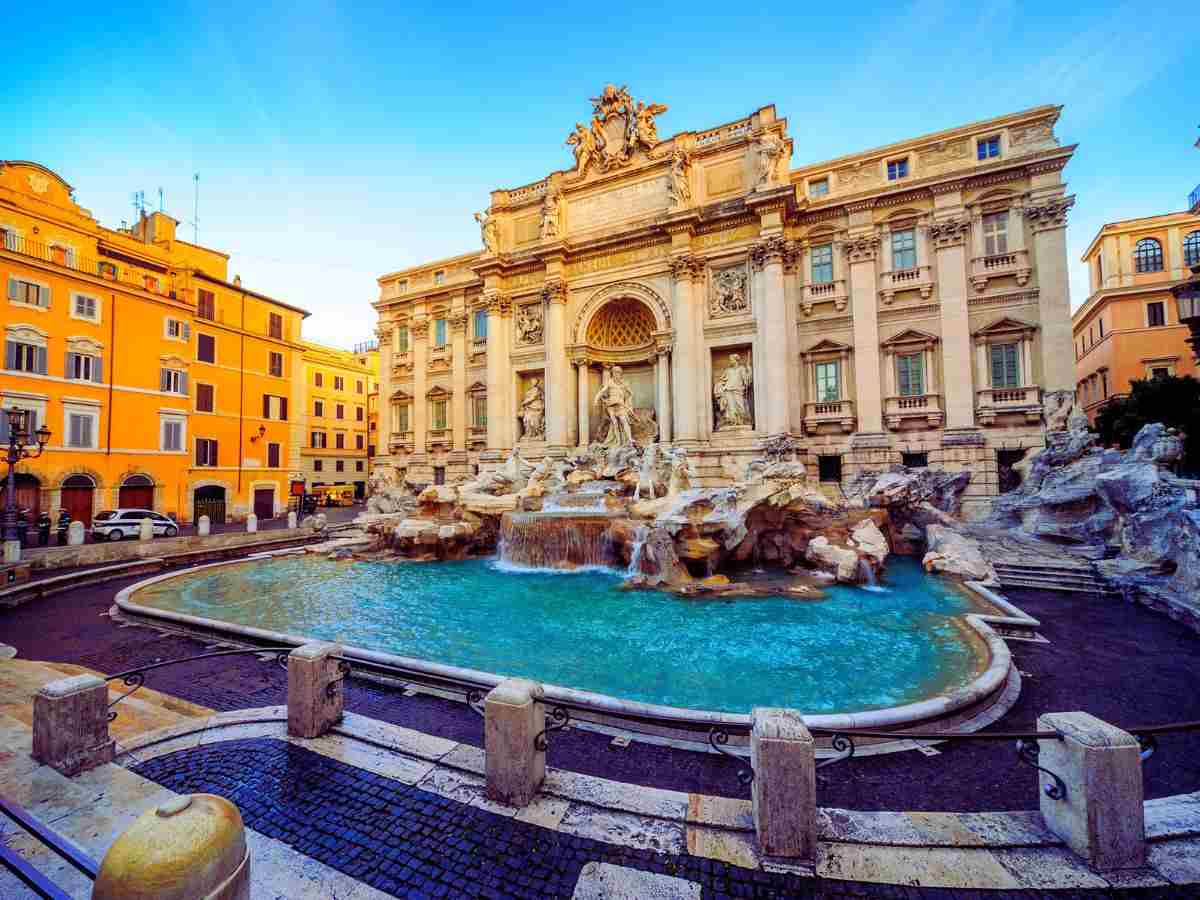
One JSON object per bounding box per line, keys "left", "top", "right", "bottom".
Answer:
{"left": 498, "top": 512, "right": 620, "bottom": 570}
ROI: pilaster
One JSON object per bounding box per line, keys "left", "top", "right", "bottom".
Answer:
{"left": 929, "top": 216, "right": 977, "bottom": 429}
{"left": 1025, "top": 196, "right": 1076, "bottom": 392}
{"left": 844, "top": 234, "right": 884, "bottom": 434}
{"left": 449, "top": 309, "right": 468, "bottom": 451}
{"left": 411, "top": 317, "right": 429, "bottom": 462}
{"left": 485, "top": 291, "right": 511, "bottom": 451}
{"left": 669, "top": 254, "right": 705, "bottom": 443}
{"left": 751, "top": 236, "right": 792, "bottom": 435}
{"left": 543, "top": 278, "right": 570, "bottom": 448}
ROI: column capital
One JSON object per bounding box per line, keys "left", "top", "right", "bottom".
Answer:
{"left": 410, "top": 318, "right": 430, "bottom": 339}
{"left": 841, "top": 233, "right": 880, "bottom": 264}
{"left": 1023, "top": 195, "right": 1075, "bottom": 232}
{"left": 750, "top": 235, "right": 790, "bottom": 271}
{"left": 448, "top": 311, "right": 469, "bottom": 332}
{"left": 373, "top": 324, "right": 389, "bottom": 341}
{"left": 542, "top": 278, "right": 568, "bottom": 305}
{"left": 484, "top": 290, "right": 511, "bottom": 316}
{"left": 928, "top": 217, "right": 971, "bottom": 249}
{"left": 669, "top": 253, "right": 706, "bottom": 282}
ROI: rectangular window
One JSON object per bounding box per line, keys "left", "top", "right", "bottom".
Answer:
{"left": 394, "top": 404, "right": 410, "bottom": 433}
{"left": 356, "top": 460, "right": 364, "bottom": 472}
{"left": 896, "top": 353, "right": 924, "bottom": 397}
{"left": 990, "top": 342, "right": 1021, "bottom": 388}
{"left": 434, "top": 270, "right": 445, "bottom": 286}
{"left": 197, "top": 383, "right": 215, "bottom": 412}
{"left": 1099, "top": 319, "right": 1105, "bottom": 338}
{"left": 901, "top": 451, "right": 929, "bottom": 468}
{"left": 355, "top": 434, "right": 364, "bottom": 450}
{"left": 65, "top": 352, "right": 103, "bottom": 383}
{"left": 195, "top": 437, "right": 218, "bottom": 465}
{"left": 164, "top": 318, "right": 191, "bottom": 341}
{"left": 4, "top": 341, "right": 46, "bottom": 374}
{"left": 818, "top": 455, "right": 842, "bottom": 483}
{"left": 314, "top": 372, "right": 323, "bottom": 387}
{"left": 268, "top": 313, "right": 283, "bottom": 340}
{"left": 0, "top": 407, "right": 42, "bottom": 443}
{"left": 473, "top": 310, "right": 488, "bottom": 340}
{"left": 982, "top": 212, "right": 1008, "bottom": 256}
{"left": 335, "top": 433, "right": 345, "bottom": 449}
{"left": 887, "top": 158, "right": 908, "bottom": 181}
{"left": 335, "top": 404, "right": 345, "bottom": 420}
{"left": 7, "top": 277, "right": 50, "bottom": 308}
{"left": 336, "top": 460, "right": 344, "bottom": 473}
{"left": 161, "top": 418, "right": 184, "bottom": 452}
{"left": 432, "top": 399, "right": 448, "bottom": 431}
{"left": 197, "top": 333, "right": 216, "bottom": 363}
{"left": 268, "top": 352, "right": 284, "bottom": 378}
{"left": 810, "top": 243, "right": 833, "bottom": 284}
{"left": 434, "top": 466, "right": 446, "bottom": 485}
{"left": 334, "top": 376, "right": 344, "bottom": 391}
{"left": 473, "top": 396, "right": 488, "bottom": 428}
{"left": 267, "top": 442, "right": 281, "bottom": 468}
{"left": 67, "top": 411, "right": 96, "bottom": 449}
{"left": 262, "top": 394, "right": 288, "bottom": 421}
{"left": 1147, "top": 302, "right": 1166, "bottom": 327}
{"left": 311, "top": 431, "right": 327, "bottom": 449}
{"left": 1152, "top": 367, "right": 1170, "bottom": 379}
{"left": 356, "top": 380, "right": 364, "bottom": 394}
{"left": 196, "top": 289, "right": 215, "bottom": 321}
{"left": 72, "top": 294, "right": 99, "bottom": 322}
{"left": 977, "top": 136, "right": 1001, "bottom": 160}
{"left": 160, "top": 368, "right": 188, "bottom": 395}
{"left": 1101, "top": 371, "right": 1108, "bottom": 397}
{"left": 397, "top": 279, "right": 408, "bottom": 293}
{"left": 891, "top": 228, "right": 917, "bottom": 270}
{"left": 814, "top": 361, "right": 840, "bottom": 401}
{"left": 314, "top": 459, "right": 323, "bottom": 472}
{"left": 356, "top": 406, "right": 364, "bottom": 421}
{"left": 434, "top": 318, "right": 447, "bottom": 347}
{"left": 808, "top": 178, "right": 829, "bottom": 198}
{"left": 314, "top": 400, "right": 324, "bottom": 418}
{"left": 396, "top": 327, "right": 409, "bottom": 353}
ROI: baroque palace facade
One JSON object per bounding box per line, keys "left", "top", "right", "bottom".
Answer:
{"left": 374, "top": 88, "right": 1077, "bottom": 516}
{"left": 0, "top": 160, "right": 322, "bottom": 526}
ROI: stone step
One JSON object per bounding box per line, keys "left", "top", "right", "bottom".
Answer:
{"left": 994, "top": 564, "right": 1102, "bottom": 579}
{"left": 996, "top": 575, "right": 1116, "bottom": 595}
{"left": 992, "top": 559, "right": 1097, "bottom": 573}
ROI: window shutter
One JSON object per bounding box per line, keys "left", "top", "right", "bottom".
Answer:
{"left": 83, "top": 416, "right": 93, "bottom": 448}
{"left": 69, "top": 415, "right": 81, "bottom": 447}
{"left": 65, "top": 352, "right": 75, "bottom": 379}
{"left": 263, "top": 394, "right": 271, "bottom": 418}
{"left": 182, "top": 323, "right": 191, "bottom": 341}
{"left": 280, "top": 397, "right": 288, "bottom": 421}
{"left": 160, "top": 369, "right": 169, "bottom": 392}
{"left": 39, "top": 285, "right": 51, "bottom": 308}
{"left": 0, "top": 410, "right": 8, "bottom": 443}
{"left": 990, "top": 347, "right": 1004, "bottom": 387}
{"left": 35, "top": 346, "right": 47, "bottom": 374}
{"left": 7, "top": 277, "right": 18, "bottom": 301}
{"left": 180, "top": 372, "right": 189, "bottom": 394}
{"left": 93, "top": 357, "right": 103, "bottom": 383}
{"left": 4, "top": 341, "right": 14, "bottom": 371}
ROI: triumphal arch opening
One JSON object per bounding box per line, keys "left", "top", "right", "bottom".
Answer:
{"left": 374, "top": 85, "right": 1075, "bottom": 516}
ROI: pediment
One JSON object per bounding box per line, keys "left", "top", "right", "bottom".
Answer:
{"left": 974, "top": 316, "right": 1037, "bottom": 338}
{"left": 426, "top": 384, "right": 451, "bottom": 399}
{"left": 467, "top": 380, "right": 487, "bottom": 394}
{"left": 159, "top": 354, "right": 189, "bottom": 368}
{"left": 389, "top": 388, "right": 412, "bottom": 401}
{"left": 880, "top": 328, "right": 938, "bottom": 348}
{"left": 804, "top": 338, "right": 852, "bottom": 355}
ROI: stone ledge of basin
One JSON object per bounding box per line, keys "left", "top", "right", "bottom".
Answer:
{"left": 113, "top": 564, "right": 1016, "bottom": 739}
{"left": 963, "top": 581, "right": 1042, "bottom": 631}
{"left": 0, "top": 558, "right": 165, "bottom": 604}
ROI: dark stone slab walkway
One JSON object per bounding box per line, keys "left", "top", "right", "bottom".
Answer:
{"left": 2, "top": 571, "right": 1198, "bottom": 811}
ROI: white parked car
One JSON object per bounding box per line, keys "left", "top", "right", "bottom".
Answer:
{"left": 91, "top": 509, "right": 179, "bottom": 541}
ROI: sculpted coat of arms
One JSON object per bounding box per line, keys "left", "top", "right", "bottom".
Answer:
{"left": 566, "top": 84, "right": 668, "bottom": 177}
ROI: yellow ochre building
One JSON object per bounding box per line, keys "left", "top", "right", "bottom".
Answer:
{"left": 301, "top": 340, "right": 378, "bottom": 498}
{"left": 0, "top": 160, "right": 309, "bottom": 526}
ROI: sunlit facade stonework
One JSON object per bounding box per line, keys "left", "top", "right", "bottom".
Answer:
{"left": 374, "top": 92, "right": 1076, "bottom": 515}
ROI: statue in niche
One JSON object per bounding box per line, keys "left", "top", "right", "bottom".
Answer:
{"left": 714, "top": 353, "right": 754, "bottom": 429}
{"left": 754, "top": 132, "right": 785, "bottom": 188}
{"left": 667, "top": 148, "right": 692, "bottom": 209}
{"left": 540, "top": 192, "right": 560, "bottom": 239}
{"left": 474, "top": 209, "right": 498, "bottom": 254}
{"left": 516, "top": 304, "right": 543, "bottom": 345}
{"left": 592, "top": 365, "right": 636, "bottom": 447}
{"left": 519, "top": 378, "right": 545, "bottom": 440}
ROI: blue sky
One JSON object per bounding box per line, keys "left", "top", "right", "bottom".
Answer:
{"left": 4, "top": 0, "right": 1196, "bottom": 347}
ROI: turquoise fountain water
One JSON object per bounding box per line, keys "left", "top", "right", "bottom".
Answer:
{"left": 131, "top": 555, "right": 987, "bottom": 714}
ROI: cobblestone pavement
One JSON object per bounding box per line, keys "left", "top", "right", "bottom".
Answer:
{"left": 3, "top": 574, "right": 1200, "bottom": 811}
{"left": 133, "top": 737, "right": 1181, "bottom": 900}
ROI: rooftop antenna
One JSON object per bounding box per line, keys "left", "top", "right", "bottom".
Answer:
{"left": 132, "top": 190, "right": 145, "bottom": 220}
{"left": 192, "top": 173, "right": 200, "bottom": 243}
{"left": 158, "top": 186, "right": 164, "bottom": 213}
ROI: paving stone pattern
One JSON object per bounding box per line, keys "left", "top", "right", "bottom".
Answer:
{"left": 133, "top": 737, "right": 1184, "bottom": 900}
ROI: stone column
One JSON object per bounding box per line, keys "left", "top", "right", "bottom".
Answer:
{"left": 376, "top": 324, "right": 392, "bottom": 443}
{"left": 575, "top": 360, "right": 591, "bottom": 447}
{"left": 751, "top": 707, "right": 815, "bottom": 860}
{"left": 544, "top": 280, "right": 569, "bottom": 449}
{"left": 752, "top": 237, "right": 791, "bottom": 436}
{"left": 287, "top": 642, "right": 345, "bottom": 739}
{"left": 450, "top": 311, "right": 468, "bottom": 451}
{"left": 845, "top": 235, "right": 884, "bottom": 433}
{"left": 484, "top": 677, "right": 545, "bottom": 807}
{"left": 1026, "top": 198, "right": 1076, "bottom": 392}
{"left": 655, "top": 349, "right": 672, "bottom": 443}
{"left": 411, "top": 318, "right": 430, "bottom": 459}
{"left": 670, "top": 256, "right": 703, "bottom": 443}
{"left": 930, "top": 217, "right": 977, "bottom": 429}
{"left": 33, "top": 674, "right": 115, "bottom": 775}
{"left": 1036, "top": 711, "right": 1145, "bottom": 871}
{"left": 484, "top": 292, "right": 510, "bottom": 451}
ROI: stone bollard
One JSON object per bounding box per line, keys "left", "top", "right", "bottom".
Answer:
{"left": 3, "top": 538, "right": 19, "bottom": 564}
{"left": 751, "top": 707, "right": 816, "bottom": 859}
{"left": 67, "top": 520, "right": 85, "bottom": 546}
{"left": 1036, "top": 711, "right": 1145, "bottom": 870}
{"left": 287, "top": 642, "right": 345, "bottom": 739}
{"left": 484, "top": 678, "right": 545, "bottom": 807}
{"left": 197, "top": 514, "right": 210, "bottom": 536}
{"left": 93, "top": 794, "right": 250, "bottom": 900}
{"left": 32, "top": 674, "right": 115, "bottom": 776}
{"left": 138, "top": 517, "right": 153, "bottom": 541}
{"left": 288, "top": 511, "right": 297, "bottom": 529}
{"left": 246, "top": 513, "right": 258, "bottom": 534}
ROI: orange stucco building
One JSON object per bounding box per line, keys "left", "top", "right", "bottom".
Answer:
{"left": 1073, "top": 210, "right": 1200, "bottom": 423}
{"left": 0, "top": 160, "right": 308, "bottom": 527}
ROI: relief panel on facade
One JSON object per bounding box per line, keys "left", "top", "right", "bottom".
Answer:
{"left": 709, "top": 264, "right": 750, "bottom": 318}
{"left": 711, "top": 346, "right": 754, "bottom": 431}
{"left": 568, "top": 176, "right": 669, "bottom": 231}
{"left": 514, "top": 302, "right": 544, "bottom": 346}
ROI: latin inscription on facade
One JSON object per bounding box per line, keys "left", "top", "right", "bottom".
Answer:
{"left": 695, "top": 222, "right": 759, "bottom": 249}
{"left": 568, "top": 177, "right": 668, "bottom": 231}
{"left": 704, "top": 160, "right": 743, "bottom": 197}
{"left": 567, "top": 242, "right": 670, "bottom": 277}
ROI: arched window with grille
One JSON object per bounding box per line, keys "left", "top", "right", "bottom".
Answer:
{"left": 1184, "top": 230, "right": 1200, "bottom": 268}
{"left": 1134, "top": 237, "right": 1163, "bottom": 273}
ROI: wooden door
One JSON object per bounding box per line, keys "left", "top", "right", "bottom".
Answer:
{"left": 0, "top": 475, "right": 40, "bottom": 521}
{"left": 118, "top": 484, "right": 154, "bottom": 509}
{"left": 61, "top": 486, "right": 94, "bottom": 527}
{"left": 254, "top": 488, "right": 275, "bottom": 521}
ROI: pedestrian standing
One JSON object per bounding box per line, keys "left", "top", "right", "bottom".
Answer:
{"left": 56, "top": 509, "right": 71, "bottom": 546}
{"left": 16, "top": 509, "right": 29, "bottom": 547}
{"left": 36, "top": 510, "right": 51, "bottom": 547}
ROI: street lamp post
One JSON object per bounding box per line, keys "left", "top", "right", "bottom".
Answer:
{"left": 1172, "top": 261, "right": 1200, "bottom": 364}
{"left": 3, "top": 408, "right": 52, "bottom": 564}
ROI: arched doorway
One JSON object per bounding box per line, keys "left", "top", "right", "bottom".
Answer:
{"left": 118, "top": 474, "right": 155, "bottom": 510}
{"left": 61, "top": 474, "right": 95, "bottom": 526}
{"left": 0, "top": 474, "right": 41, "bottom": 521}
{"left": 193, "top": 485, "right": 227, "bottom": 525}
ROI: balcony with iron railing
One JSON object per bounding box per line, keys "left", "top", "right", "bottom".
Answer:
{"left": 1, "top": 233, "right": 170, "bottom": 295}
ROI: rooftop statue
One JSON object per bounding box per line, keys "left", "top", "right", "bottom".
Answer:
{"left": 567, "top": 85, "right": 668, "bottom": 176}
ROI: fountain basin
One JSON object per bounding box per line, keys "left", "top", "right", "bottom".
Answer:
{"left": 116, "top": 554, "right": 1021, "bottom": 737}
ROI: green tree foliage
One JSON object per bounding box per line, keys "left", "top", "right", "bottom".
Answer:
{"left": 1093, "top": 374, "right": 1200, "bottom": 475}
